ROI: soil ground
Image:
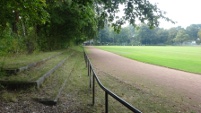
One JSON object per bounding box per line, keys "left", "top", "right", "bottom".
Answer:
{"left": 85, "top": 46, "right": 201, "bottom": 112}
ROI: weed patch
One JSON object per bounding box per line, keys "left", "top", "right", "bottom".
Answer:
{"left": 0, "top": 90, "right": 18, "bottom": 102}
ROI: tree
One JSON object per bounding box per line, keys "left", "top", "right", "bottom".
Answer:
{"left": 97, "top": 25, "right": 132, "bottom": 45}
{"left": 197, "top": 29, "right": 201, "bottom": 44}
{"left": 186, "top": 24, "right": 201, "bottom": 41}
{"left": 155, "top": 28, "right": 168, "bottom": 45}
{"left": 166, "top": 27, "right": 183, "bottom": 44}
{"left": 0, "top": 0, "right": 174, "bottom": 55}
{"left": 115, "top": 27, "right": 130, "bottom": 45}
{"left": 173, "top": 29, "right": 190, "bottom": 44}
{"left": 198, "top": 29, "right": 201, "bottom": 39}
{"left": 96, "top": 0, "right": 174, "bottom": 32}
{"left": 0, "top": 0, "right": 49, "bottom": 34}
{"left": 98, "top": 26, "right": 111, "bottom": 44}
{"left": 136, "top": 24, "right": 157, "bottom": 45}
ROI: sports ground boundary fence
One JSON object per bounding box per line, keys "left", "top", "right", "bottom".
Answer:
{"left": 83, "top": 50, "right": 142, "bottom": 113}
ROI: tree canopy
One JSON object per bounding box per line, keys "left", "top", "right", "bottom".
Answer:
{"left": 0, "top": 0, "right": 174, "bottom": 55}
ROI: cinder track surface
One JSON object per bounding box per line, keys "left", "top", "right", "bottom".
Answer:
{"left": 86, "top": 46, "right": 201, "bottom": 112}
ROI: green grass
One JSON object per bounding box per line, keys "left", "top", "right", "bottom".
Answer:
{"left": 96, "top": 46, "right": 201, "bottom": 74}
{"left": 0, "top": 51, "right": 71, "bottom": 81}
{"left": 34, "top": 46, "right": 97, "bottom": 112}
{"left": 0, "top": 50, "right": 65, "bottom": 69}
{"left": 0, "top": 90, "right": 18, "bottom": 102}
{"left": 0, "top": 47, "right": 97, "bottom": 113}
{"left": 41, "top": 52, "right": 79, "bottom": 100}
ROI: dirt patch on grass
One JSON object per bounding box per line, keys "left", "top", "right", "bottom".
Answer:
{"left": 86, "top": 46, "right": 201, "bottom": 113}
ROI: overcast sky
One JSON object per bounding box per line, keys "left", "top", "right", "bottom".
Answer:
{"left": 149, "top": 0, "right": 201, "bottom": 29}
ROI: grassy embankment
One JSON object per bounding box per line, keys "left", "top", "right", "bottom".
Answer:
{"left": 0, "top": 46, "right": 97, "bottom": 112}
{"left": 0, "top": 50, "right": 70, "bottom": 81}
{"left": 96, "top": 46, "right": 201, "bottom": 74}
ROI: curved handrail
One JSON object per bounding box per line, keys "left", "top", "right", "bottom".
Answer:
{"left": 83, "top": 50, "right": 142, "bottom": 113}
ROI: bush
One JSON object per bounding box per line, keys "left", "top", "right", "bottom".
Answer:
{"left": 0, "top": 27, "right": 26, "bottom": 56}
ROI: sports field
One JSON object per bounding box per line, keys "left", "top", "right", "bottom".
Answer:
{"left": 96, "top": 46, "right": 201, "bottom": 74}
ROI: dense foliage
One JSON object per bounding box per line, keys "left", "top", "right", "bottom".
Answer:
{"left": 96, "top": 24, "right": 201, "bottom": 45}
{"left": 0, "top": 0, "right": 172, "bottom": 56}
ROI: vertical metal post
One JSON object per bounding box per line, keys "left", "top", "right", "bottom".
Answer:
{"left": 85, "top": 57, "right": 87, "bottom": 67}
{"left": 105, "top": 91, "right": 108, "bottom": 113}
{"left": 89, "top": 66, "right": 92, "bottom": 88}
{"left": 84, "top": 52, "right": 87, "bottom": 67}
{"left": 92, "top": 73, "right": 95, "bottom": 105}
{"left": 88, "top": 60, "right": 90, "bottom": 76}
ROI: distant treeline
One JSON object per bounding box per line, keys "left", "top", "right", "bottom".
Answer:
{"left": 95, "top": 24, "right": 201, "bottom": 46}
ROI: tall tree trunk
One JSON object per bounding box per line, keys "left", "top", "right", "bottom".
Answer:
{"left": 21, "top": 20, "right": 26, "bottom": 37}
{"left": 12, "top": 10, "right": 19, "bottom": 34}
{"left": 36, "top": 24, "right": 41, "bottom": 36}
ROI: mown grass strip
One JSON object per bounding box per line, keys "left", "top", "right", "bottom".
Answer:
{"left": 96, "top": 46, "right": 201, "bottom": 74}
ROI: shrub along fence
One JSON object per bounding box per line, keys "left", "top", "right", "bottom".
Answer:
{"left": 83, "top": 50, "right": 142, "bottom": 113}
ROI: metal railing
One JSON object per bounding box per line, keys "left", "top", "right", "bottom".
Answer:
{"left": 83, "top": 51, "right": 142, "bottom": 113}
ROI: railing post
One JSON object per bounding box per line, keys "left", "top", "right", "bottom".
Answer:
{"left": 92, "top": 73, "right": 95, "bottom": 105}
{"left": 89, "top": 66, "right": 92, "bottom": 88}
{"left": 84, "top": 52, "right": 87, "bottom": 67}
{"left": 88, "top": 60, "right": 90, "bottom": 76}
{"left": 105, "top": 91, "right": 108, "bottom": 113}
{"left": 84, "top": 50, "right": 142, "bottom": 113}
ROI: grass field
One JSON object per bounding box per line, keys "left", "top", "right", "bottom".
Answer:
{"left": 96, "top": 46, "right": 201, "bottom": 74}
